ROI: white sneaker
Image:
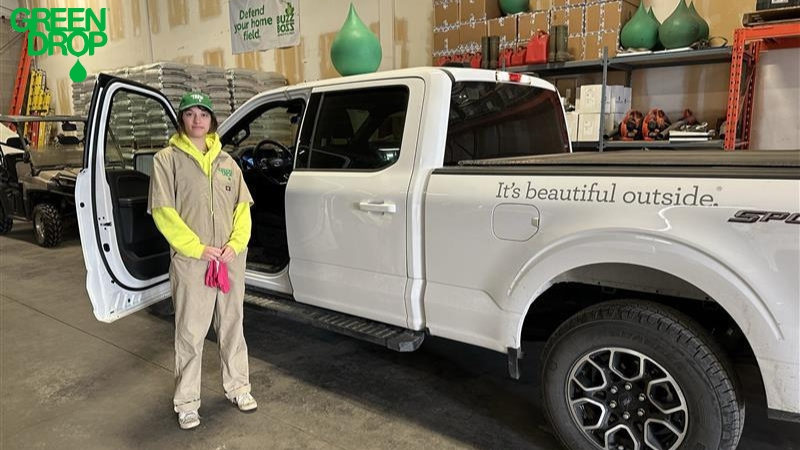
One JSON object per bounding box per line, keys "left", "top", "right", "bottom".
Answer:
{"left": 178, "top": 410, "right": 200, "bottom": 429}
{"left": 231, "top": 392, "right": 257, "bottom": 412}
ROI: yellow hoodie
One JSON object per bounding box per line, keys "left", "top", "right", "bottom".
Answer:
{"left": 151, "top": 132, "right": 252, "bottom": 259}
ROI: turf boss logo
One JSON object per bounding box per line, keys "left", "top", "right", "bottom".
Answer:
{"left": 11, "top": 8, "right": 108, "bottom": 83}
{"left": 728, "top": 210, "right": 800, "bottom": 224}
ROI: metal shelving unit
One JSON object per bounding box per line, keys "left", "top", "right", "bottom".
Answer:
{"left": 725, "top": 22, "right": 800, "bottom": 150}
{"left": 509, "top": 47, "right": 737, "bottom": 151}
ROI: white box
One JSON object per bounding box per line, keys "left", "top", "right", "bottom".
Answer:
{"left": 578, "top": 85, "right": 631, "bottom": 114}
{"left": 578, "top": 113, "right": 624, "bottom": 142}
{"left": 565, "top": 112, "right": 579, "bottom": 142}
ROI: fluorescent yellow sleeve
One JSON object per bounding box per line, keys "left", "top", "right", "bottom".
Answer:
{"left": 151, "top": 207, "right": 206, "bottom": 259}
{"left": 226, "top": 202, "right": 252, "bottom": 255}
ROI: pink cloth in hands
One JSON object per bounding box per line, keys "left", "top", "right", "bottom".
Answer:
{"left": 205, "top": 260, "right": 217, "bottom": 288}
{"left": 217, "top": 261, "right": 230, "bottom": 293}
{"left": 204, "top": 260, "right": 230, "bottom": 294}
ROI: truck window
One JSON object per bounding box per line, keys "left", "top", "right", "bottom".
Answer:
{"left": 445, "top": 82, "right": 569, "bottom": 166}
{"left": 302, "top": 86, "right": 409, "bottom": 171}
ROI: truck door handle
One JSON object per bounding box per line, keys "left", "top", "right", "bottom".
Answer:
{"left": 358, "top": 201, "right": 396, "bottom": 214}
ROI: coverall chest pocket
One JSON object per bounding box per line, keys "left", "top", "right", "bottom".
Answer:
{"left": 213, "top": 166, "right": 238, "bottom": 206}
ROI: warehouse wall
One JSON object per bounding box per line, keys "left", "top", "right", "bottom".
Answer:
{"left": 26, "top": 0, "right": 433, "bottom": 114}
{"left": 751, "top": 48, "right": 800, "bottom": 150}
{"left": 9, "top": 0, "right": 800, "bottom": 149}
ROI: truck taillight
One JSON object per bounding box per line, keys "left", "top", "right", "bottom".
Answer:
{"left": 495, "top": 71, "right": 530, "bottom": 84}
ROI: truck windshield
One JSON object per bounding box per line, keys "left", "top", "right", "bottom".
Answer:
{"left": 445, "top": 81, "right": 569, "bottom": 165}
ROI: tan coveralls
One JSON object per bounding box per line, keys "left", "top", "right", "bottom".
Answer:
{"left": 148, "top": 141, "right": 254, "bottom": 413}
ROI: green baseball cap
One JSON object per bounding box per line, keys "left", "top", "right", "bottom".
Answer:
{"left": 178, "top": 92, "right": 214, "bottom": 113}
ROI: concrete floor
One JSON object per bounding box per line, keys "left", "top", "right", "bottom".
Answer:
{"left": 1, "top": 222, "right": 799, "bottom": 450}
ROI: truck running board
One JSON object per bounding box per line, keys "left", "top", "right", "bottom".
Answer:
{"left": 244, "top": 290, "right": 425, "bottom": 352}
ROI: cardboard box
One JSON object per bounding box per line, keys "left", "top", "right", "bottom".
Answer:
{"left": 460, "top": 0, "right": 501, "bottom": 23}
{"left": 550, "top": 9, "right": 568, "bottom": 27}
{"left": 434, "top": 0, "right": 461, "bottom": 32}
{"left": 433, "top": 29, "right": 461, "bottom": 56}
{"left": 585, "top": 30, "right": 624, "bottom": 59}
{"left": 568, "top": 5, "right": 584, "bottom": 36}
{"left": 578, "top": 113, "right": 624, "bottom": 141}
{"left": 529, "top": 0, "right": 553, "bottom": 10}
{"left": 585, "top": 1, "right": 637, "bottom": 33}
{"left": 517, "top": 11, "right": 549, "bottom": 45}
{"left": 584, "top": 2, "right": 602, "bottom": 33}
{"left": 565, "top": 111, "right": 580, "bottom": 142}
{"left": 488, "top": 16, "right": 518, "bottom": 48}
{"left": 568, "top": 35, "right": 585, "bottom": 61}
{"left": 578, "top": 84, "right": 631, "bottom": 114}
{"left": 459, "top": 20, "right": 488, "bottom": 53}
{"left": 606, "top": 1, "right": 638, "bottom": 31}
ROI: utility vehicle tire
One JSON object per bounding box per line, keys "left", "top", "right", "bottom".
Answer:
{"left": 0, "top": 215, "right": 12, "bottom": 235}
{"left": 33, "top": 203, "right": 63, "bottom": 247}
{"left": 542, "top": 300, "right": 743, "bottom": 450}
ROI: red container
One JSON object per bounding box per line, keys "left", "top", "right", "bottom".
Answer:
{"left": 525, "top": 31, "right": 548, "bottom": 64}
{"left": 470, "top": 52, "right": 482, "bottom": 68}
{"left": 499, "top": 48, "right": 514, "bottom": 68}
{"left": 511, "top": 46, "right": 527, "bottom": 66}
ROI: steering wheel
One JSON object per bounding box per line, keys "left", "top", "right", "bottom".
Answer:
{"left": 252, "top": 138, "right": 293, "bottom": 185}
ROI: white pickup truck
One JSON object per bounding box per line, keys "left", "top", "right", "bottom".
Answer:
{"left": 76, "top": 67, "right": 799, "bottom": 450}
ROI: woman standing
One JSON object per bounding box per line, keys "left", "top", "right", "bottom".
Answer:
{"left": 148, "top": 92, "right": 257, "bottom": 430}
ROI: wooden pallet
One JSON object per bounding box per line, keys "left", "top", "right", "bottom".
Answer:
{"left": 743, "top": 6, "right": 800, "bottom": 26}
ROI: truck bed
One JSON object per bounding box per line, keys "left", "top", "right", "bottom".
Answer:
{"left": 450, "top": 150, "right": 800, "bottom": 179}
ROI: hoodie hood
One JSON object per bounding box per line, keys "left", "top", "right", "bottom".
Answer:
{"left": 169, "top": 132, "right": 222, "bottom": 176}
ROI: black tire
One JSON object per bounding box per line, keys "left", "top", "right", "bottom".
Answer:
{"left": 32, "top": 203, "right": 63, "bottom": 247}
{"left": 0, "top": 215, "right": 11, "bottom": 235}
{"left": 542, "top": 300, "right": 743, "bottom": 450}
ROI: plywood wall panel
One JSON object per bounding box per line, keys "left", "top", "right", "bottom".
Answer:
{"left": 168, "top": 0, "right": 188, "bottom": 29}
{"left": 130, "top": 0, "right": 143, "bottom": 37}
{"left": 56, "top": 78, "right": 72, "bottom": 114}
{"left": 199, "top": 0, "right": 222, "bottom": 21}
{"left": 276, "top": 39, "right": 305, "bottom": 85}
{"left": 235, "top": 51, "right": 262, "bottom": 70}
{"left": 108, "top": 0, "right": 125, "bottom": 41}
{"left": 203, "top": 48, "right": 224, "bottom": 68}
{"left": 147, "top": 0, "right": 160, "bottom": 34}
{"left": 394, "top": 18, "right": 409, "bottom": 69}
{"left": 318, "top": 31, "right": 339, "bottom": 80}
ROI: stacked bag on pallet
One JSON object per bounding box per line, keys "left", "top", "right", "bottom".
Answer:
{"left": 126, "top": 62, "right": 192, "bottom": 150}
{"left": 71, "top": 62, "right": 290, "bottom": 153}
{"left": 227, "top": 69, "right": 290, "bottom": 144}
{"left": 187, "top": 65, "right": 231, "bottom": 122}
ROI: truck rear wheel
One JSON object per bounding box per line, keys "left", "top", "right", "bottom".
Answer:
{"left": 542, "top": 300, "right": 743, "bottom": 450}
{"left": 33, "top": 203, "right": 63, "bottom": 247}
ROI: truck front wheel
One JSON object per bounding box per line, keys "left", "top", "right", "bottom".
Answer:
{"left": 542, "top": 300, "right": 743, "bottom": 450}
{"left": 32, "top": 204, "right": 63, "bottom": 247}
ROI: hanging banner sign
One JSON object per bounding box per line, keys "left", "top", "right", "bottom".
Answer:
{"left": 229, "top": 0, "right": 299, "bottom": 54}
